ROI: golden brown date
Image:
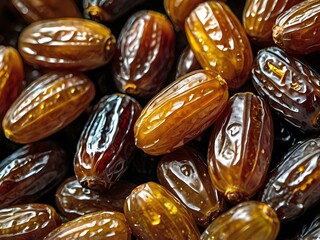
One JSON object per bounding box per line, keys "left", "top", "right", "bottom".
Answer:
{"left": 124, "top": 182, "right": 200, "bottom": 240}
{"left": 0, "top": 141, "right": 67, "bottom": 208}
{"left": 208, "top": 92, "right": 273, "bottom": 204}
{"left": 0, "top": 45, "right": 24, "bottom": 123}
{"left": 74, "top": 93, "right": 141, "bottom": 192}
{"left": 260, "top": 137, "right": 320, "bottom": 222}
{"left": 243, "top": 0, "right": 303, "bottom": 45}
{"left": 134, "top": 70, "right": 228, "bottom": 156}
{"left": 112, "top": 10, "right": 175, "bottom": 97}
{"left": 201, "top": 201, "right": 280, "bottom": 240}
{"left": 2, "top": 71, "right": 95, "bottom": 144}
{"left": 55, "top": 177, "right": 137, "bottom": 220}
{"left": 175, "top": 45, "right": 201, "bottom": 79}
{"left": 44, "top": 211, "right": 131, "bottom": 240}
{"left": 185, "top": 1, "right": 253, "bottom": 90}
{"left": 11, "top": 0, "right": 81, "bottom": 23}
{"left": 18, "top": 18, "right": 116, "bottom": 71}
{"left": 157, "top": 145, "right": 225, "bottom": 227}
{"left": 252, "top": 46, "right": 320, "bottom": 132}
{"left": 0, "top": 203, "right": 61, "bottom": 240}
{"left": 273, "top": 0, "right": 320, "bottom": 54}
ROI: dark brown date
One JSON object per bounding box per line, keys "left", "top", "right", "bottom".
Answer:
{"left": 252, "top": 46, "right": 320, "bottom": 132}
{"left": 260, "top": 137, "right": 320, "bottom": 222}
{"left": 175, "top": 45, "right": 201, "bottom": 79}
{"left": 0, "top": 141, "right": 67, "bottom": 208}
{"left": 157, "top": 145, "right": 225, "bottom": 227}
{"left": 297, "top": 211, "right": 320, "bottom": 239}
{"left": 74, "top": 93, "right": 141, "bottom": 192}
{"left": 0, "top": 203, "right": 62, "bottom": 240}
{"left": 55, "top": 176, "right": 137, "bottom": 220}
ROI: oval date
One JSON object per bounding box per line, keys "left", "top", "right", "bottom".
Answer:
{"left": 175, "top": 45, "right": 201, "bottom": 79}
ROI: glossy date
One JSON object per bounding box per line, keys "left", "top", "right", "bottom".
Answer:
{"left": 175, "top": 45, "right": 201, "bottom": 79}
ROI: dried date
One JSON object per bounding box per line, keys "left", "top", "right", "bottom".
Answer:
{"left": 175, "top": 45, "right": 201, "bottom": 79}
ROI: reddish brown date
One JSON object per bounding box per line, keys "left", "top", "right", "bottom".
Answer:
{"left": 208, "top": 92, "right": 273, "bottom": 204}
{"left": 175, "top": 45, "right": 201, "bottom": 79}
{"left": 55, "top": 177, "right": 137, "bottom": 220}
{"left": 0, "top": 141, "right": 67, "bottom": 208}
{"left": 260, "top": 137, "right": 320, "bottom": 222}
{"left": 112, "top": 10, "right": 175, "bottom": 97}
{"left": 252, "top": 46, "right": 320, "bottom": 133}
{"left": 157, "top": 145, "right": 225, "bottom": 227}
{"left": 74, "top": 93, "right": 141, "bottom": 192}
{"left": 0, "top": 203, "right": 62, "bottom": 240}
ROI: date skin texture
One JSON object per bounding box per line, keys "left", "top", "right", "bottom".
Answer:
{"left": 252, "top": 46, "right": 320, "bottom": 133}
{"left": 297, "top": 212, "right": 320, "bottom": 239}
{"left": 0, "top": 141, "right": 67, "bottom": 208}
{"left": 0, "top": 203, "right": 62, "bottom": 240}
{"left": 185, "top": 1, "right": 253, "bottom": 90}
{"left": 175, "top": 45, "right": 201, "bottom": 79}
{"left": 134, "top": 69, "right": 228, "bottom": 156}
{"left": 157, "top": 145, "right": 225, "bottom": 227}
{"left": 208, "top": 92, "right": 273, "bottom": 204}
{"left": 260, "top": 137, "right": 320, "bottom": 222}
{"left": 18, "top": 18, "right": 116, "bottom": 71}
{"left": 74, "top": 93, "right": 141, "bottom": 192}
{"left": 2, "top": 71, "right": 95, "bottom": 144}
{"left": 273, "top": 0, "right": 320, "bottom": 54}
{"left": 124, "top": 182, "right": 201, "bottom": 240}
{"left": 44, "top": 211, "right": 131, "bottom": 240}
{"left": 112, "top": 10, "right": 175, "bottom": 97}
{"left": 200, "top": 201, "right": 280, "bottom": 240}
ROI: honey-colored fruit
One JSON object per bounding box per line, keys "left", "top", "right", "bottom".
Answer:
{"left": 3, "top": 71, "right": 95, "bottom": 144}
{"left": 134, "top": 70, "right": 228, "bottom": 156}
{"left": 175, "top": 45, "right": 201, "bottom": 79}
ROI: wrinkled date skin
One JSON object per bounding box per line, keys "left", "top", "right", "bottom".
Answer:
{"left": 0, "top": 203, "right": 62, "bottom": 240}
{"left": 0, "top": 46, "right": 24, "bottom": 122}
{"left": 11, "top": 0, "right": 81, "bottom": 23}
{"left": 260, "top": 137, "right": 320, "bottom": 222}
{"left": 134, "top": 70, "right": 228, "bottom": 156}
{"left": 185, "top": 1, "right": 253, "bottom": 90}
{"left": 74, "top": 93, "right": 141, "bottom": 192}
{"left": 3, "top": 71, "right": 95, "bottom": 144}
{"left": 55, "top": 176, "right": 137, "bottom": 220}
{"left": 201, "top": 201, "right": 280, "bottom": 240}
{"left": 208, "top": 92, "right": 273, "bottom": 204}
{"left": 157, "top": 145, "right": 225, "bottom": 227}
{"left": 297, "top": 212, "right": 320, "bottom": 239}
{"left": 83, "top": 0, "right": 146, "bottom": 22}
{"left": 243, "top": 0, "right": 303, "bottom": 45}
{"left": 18, "top": 18, "right": 116, "bottom": 71}
{"left": 0, "top": 141, "right": 67, "bottom": 208}
{"left": 273, "top": 0, "right": 320, "bottom": 54}
{"left": 124, "top": 182, "right": 201, "bottom": 240}
{"left": 44, "top": 211, "right": 131, "bottom": 240}
{"left": 175, "top": 45, "right": 201, "bottom": 79}
{"left": 112, "top": 10, "right": 175, "bottom": 97}
{"left": 252, "top": 46, "right": 320, "bottom": 132}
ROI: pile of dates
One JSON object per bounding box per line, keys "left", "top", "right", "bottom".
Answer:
{"left": 1, "top": 0, "right": 320, "bottom": 239}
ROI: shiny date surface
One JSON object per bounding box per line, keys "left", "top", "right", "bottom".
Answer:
{"left": 175, "top": 45, "right": 201, "bottom": 79}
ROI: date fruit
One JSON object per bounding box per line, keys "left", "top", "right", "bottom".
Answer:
{"left": 124, "top": 181, "right": 201, "bottom": 239}
{"left": 175, "top": 45, "right": 201, "bottom": 79}
{"left": 3, "top": 71, "right": 95, "bottom": 144}
{"left": 134, "top": 70, "right": 228, "bottom": 156}
{"left": 208, "top": 92, "right": 273, "bottom": 204}
{"left": 18, "top": 18, "right": 116, "bottom": 71}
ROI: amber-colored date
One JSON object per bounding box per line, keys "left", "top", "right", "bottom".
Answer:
{"left": 74, "top": 93, "right": 141, "bottom": 192}
{"left": 208, "top": 92, "right": 273, "bottom": 204}
{"left": 260, "top": 137, "right": 320, "bottom": 222}
{"left": 243, "top": 0, "right": 303, "bottom": 45}
{"left": 55, "top": 177, "right": 137, "bottom": 220}
{"left": 273, "top": 0, "right": 320, "bottom": 54}
{"left": 0, "top": 141, "right": 67, "bottom": 208}
{"left": 134, "top": 70, "right": 228, "bottom": 156}
{"left": 112, "top": 10, "right": 175, "bottom": 97}
{"left": 0, "top": 45, "right": 24, "bottom": 122}
{"left": 18, "top": 18, "right": 116, "bottom": 71}
{"left": 175, "top": 45, "right": 201, "bottom": 79}
{"left": 44, "top": 211, "right": 131, "bottom": 240}
{"left": 157, "top": 145, "right": 225, "bottom": 227}
{"left": 185, "top": 1, "right": 253, "bottom": 90}
{"left": 11, "top": 0, "right": 81, "bottom": 23}
{"left": 201, "top": 201, "right": 280, "bottom": 240}
{"left": 124, "top": 182, "right": 200, "bottom": 240}
{"left": 252, "top": 46, "right": 320, "bottom": 133}
{"left": 2, "top": 71, "right": 95, "bottom": 144}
